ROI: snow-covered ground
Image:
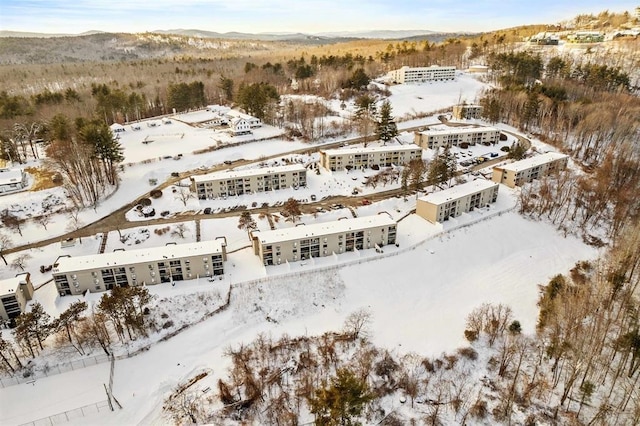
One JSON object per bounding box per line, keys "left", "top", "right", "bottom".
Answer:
{"left": 0, "top": 73, "right": 594, "bottom": 425}
{"left": 0, "top": 188, "right": 600, "bottom": 425}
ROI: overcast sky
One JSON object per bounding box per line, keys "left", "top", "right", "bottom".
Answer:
{"left": 1, "top": 0, "right": 638, "bottom": 34}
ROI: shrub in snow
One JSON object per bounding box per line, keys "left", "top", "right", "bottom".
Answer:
{"left": 139, "top": 197, "right": 152, "bottom": 207}
{"left": 150, "top": 189, "right": 163, "bottom": 199}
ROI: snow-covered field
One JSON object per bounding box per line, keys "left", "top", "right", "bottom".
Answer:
{"left": 0, "top": 73, "right": 598, "bottom": 425}
{"left": 0, "top": 189, "right": 600, "bottom": 425}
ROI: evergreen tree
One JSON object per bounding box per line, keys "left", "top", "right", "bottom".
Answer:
{"left": 354, "top": 94, "right": 377, "bottom": 146}
{"left": 235, "top": 82, "right": 280, "bottom": 121}
{"left": 375, "top": 100, "right": 398, "bottom": 144}
{"left": 218, "top": 76, "right": 234, "bottom": 103}
{"left": 407, "top": 159, "right": 428, "bottom": 191}
{"left": 427, "top": 145, "right": 457, "bottom": 188}
{"left": 79, "top": 120, "right": 124, "bottom": 186}
{"left": 309, "top": 368, "right": 373, "bottom": 426}
{"left": 345, "top": 68, "right": 370, "bottom": 89}
{"left": 53, "top": 301, "right": 88, "bottom": 353}
{"left": 508, "top": 141, "right": 527, "bottom": 160}
{"left": 15, "top": 302, "right": 51, "bottom": 353}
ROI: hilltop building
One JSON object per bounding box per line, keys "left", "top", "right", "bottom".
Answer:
{"left": 251, "top": 215, "right": 397, "bottom": 266}
{"left": 567, "top": 31, "right": 604, "bottom": 43}
{"left": 191, "top": 164, "right": 307, "bottom": 199}
{"left": 52, "top": 240, "right": 227, "bottom": 296}
{"left": 491, "top": 152, "right": 569, "bottom": 188}
{"left": 319, "top": 145, "right": 422, "bottom": 171}
{"left": 387, "top": 65, "right": 456, "bottom": 84}
{"left": 416, "top": 180, "right": 499, "bottom": 223}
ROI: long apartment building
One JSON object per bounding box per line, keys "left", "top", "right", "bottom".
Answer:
{"left": 251, "top": 215, "right": 397, "bottom": 266}
{"left": 452, "top": 104, "right": 483, "bottom": 120}
{"left": 191, "top": 164, "right": 307, "bottom": 199}
{"left": 387, "top": 65, "right": 456, "bottom": 84}
{"left": 492, "top": 152, "right": 569, "bottom": 188}
{"left": 53, "top": 240, "right": 227, "bottom": 296}
{"left": 414, "top": 127, "right": 501, "bottom": 150}
{"left": 417, "top": 179, "right": 499, "bottom": 223}
{"left": 0, "top": 274, "right": 34, "bottom": 322}
{"left": 320, "top": 145, "right": 422, "bottom": 171}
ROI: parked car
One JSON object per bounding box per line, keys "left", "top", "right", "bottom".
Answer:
{"left": 310, "top": 194, "right": 317, "bottom": 201}
{"left": 203, "top": 207, "right": 212, "bottom": 214}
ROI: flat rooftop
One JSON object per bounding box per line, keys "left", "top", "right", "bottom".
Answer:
{"left": 417, "top": 126, "right": 499, "bottom": 136}
{"left": 192, "top": 164, "right": 306, "bottom": 183}
{"left": 55, "top": 240, "right": 225, "bottom": 274}
{"left": 0, "top": 168, "right": 24, "bottom": 185}
{"left": 496, "top": 152, "right": 568, "bottom": 173}
{"left": 397, "top": 65, "right": 456, "bottom": 70}
{"left": 0, "top": 275, "right": 29, "bottom": 296}
{"left": 419, "top": 179, "right": 498, "bottom": 205}
{"left": 253, "top": 215, "right": 396, "bottom": 245}
{"left": 321, "top": 144, "right": 422, "bottom": 157}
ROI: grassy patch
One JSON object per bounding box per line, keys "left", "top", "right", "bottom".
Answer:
{"left": 25, "top": 166, "right": 62, "bottom": 191}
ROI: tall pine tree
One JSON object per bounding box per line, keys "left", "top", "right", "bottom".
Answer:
{"left": 375, "top": 100, "right": 398, "bottom": 144}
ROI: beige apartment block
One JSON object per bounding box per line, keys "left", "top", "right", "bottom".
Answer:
{"left": 191, "top": 164, "right": 307, "bottom": 199}
{"left": 414, "top": 127, "right": 501, "bottom": 150}
{"left": 251, "top": 215, "right": 397, "bottom": 266}
{"left": 416, "top": 179, "right": 499, "bottom": 223}
{"left": 452, "top": 104, "right": 483, "bottom": 120}
{"left": 53, "top": 240, "right": 227, "bottom": 296}
{"left": 0, "top": 274, "right": 34, "bottom": 322}
{"left": 387, "top": 65, "right": 456, "bottom": 84}
{"left": 319, "top": 145, "right": 422, "bottom": 171}
{"left": 492, "top": 152, "right": 569, "bottom": 188}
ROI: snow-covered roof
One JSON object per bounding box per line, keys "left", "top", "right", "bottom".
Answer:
{"left": 419, "top": 179, "right": 498, "bottom": 206}
{"left": 0, "top": 168, "right": 24, "bottom": 186}
{"left": 321, "top": 144, "right": 421, "bottom": 156}
{"left": 55, "top": 240, "right": 226, "bottom": 274}
{"left": 192, "top": 164, "right": 306, "bottom": 183}
{"left": 109, "top": 123, "right": 126, "bottom": 130}
{"left": 254, "top": 215, "right": 396, "bottom": 245}
{"left": 230, "top": 117, "right": 247, "bottom": 126}
{"left": 0, "top": 275, "right": 28, "bottom": 296}
{"left": 226, "top": 110, "right": 259, "bottom": 122}
{"left": 396, "top": 65, "right": 456, "bottom": 71}
{"left": 417, "top": 126, "right": 499, "bottom": 136}
{"left": 497, "top": 152, "right": 568, "bottom": 173}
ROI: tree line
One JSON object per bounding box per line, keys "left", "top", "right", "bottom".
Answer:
{"left": 0, "top": 286, "right": 153, "bottom": 374}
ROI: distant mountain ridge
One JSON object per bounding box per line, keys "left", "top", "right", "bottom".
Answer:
{"left": 0, "top": 30, "right": 104, "bottom": 38}
{"left": 0, "top": 28, "right": 456, "bottom": 41}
